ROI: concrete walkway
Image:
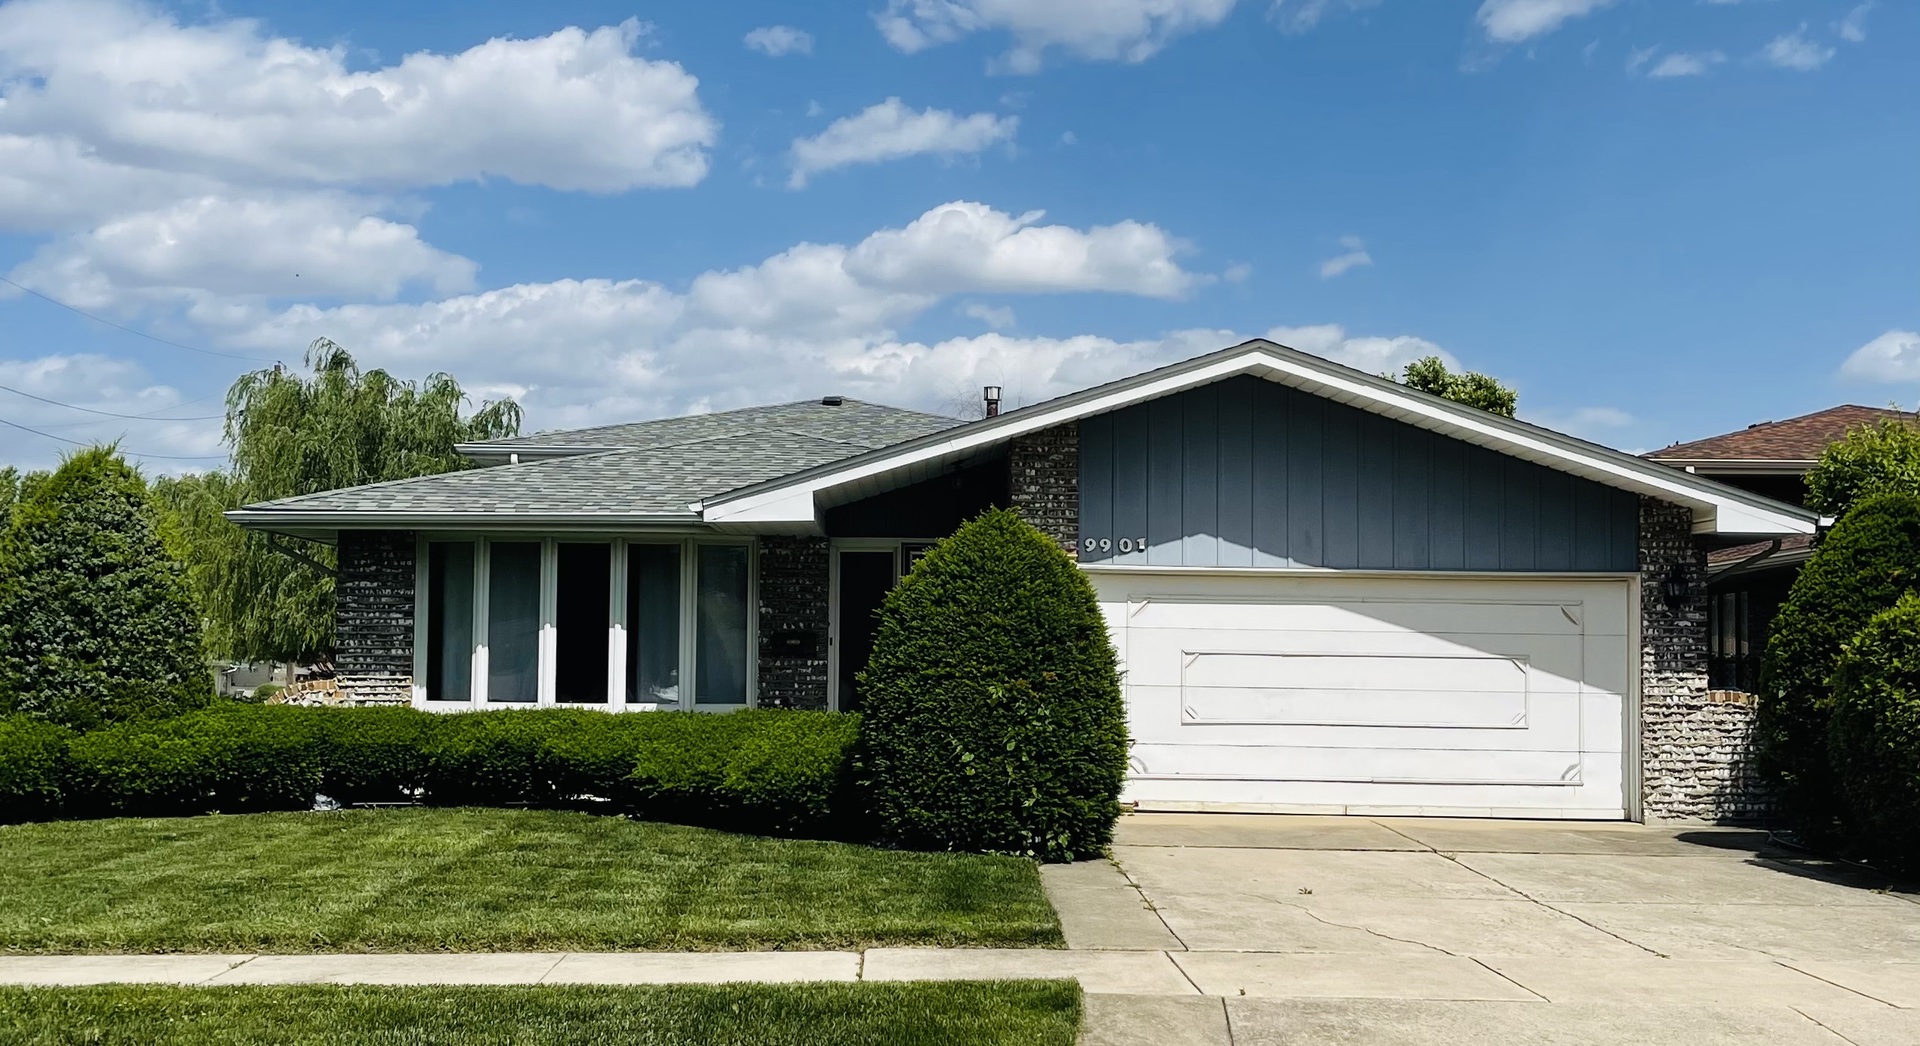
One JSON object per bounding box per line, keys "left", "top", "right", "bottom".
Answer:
{"left": 5, "top": 815, "right": 1918, "bottom": 1044}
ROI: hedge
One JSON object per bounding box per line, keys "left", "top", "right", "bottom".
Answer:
{"left": 2, "top": 704, "right": 856, "bottom": 837}
{"left": 1827, "top": 594, "right": 1920, "bottom": 873}
{"left": 856, "top": 508, "right": 1128, "bottom": 862}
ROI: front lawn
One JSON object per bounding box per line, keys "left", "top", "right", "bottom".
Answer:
{"left": 0, "top": 982, "right": 1082, "bottom": 1045}
{"left": 0, "top": 808, "right": 1061, "bottom": 953}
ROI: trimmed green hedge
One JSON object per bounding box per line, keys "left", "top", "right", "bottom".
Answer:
{"left": 1, "top": 705, "right": 856, "bottom": 837}
{"left": 1827, "top": 594, "right": 1920, "bottom": 873}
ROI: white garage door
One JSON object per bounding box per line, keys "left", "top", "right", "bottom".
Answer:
{"left": 1091, "top": 572, "right": 1634, "bottom": 820}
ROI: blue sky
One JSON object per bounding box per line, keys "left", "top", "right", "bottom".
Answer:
{"left": 0, "top": 0, "right": 1913, "bottom": 471}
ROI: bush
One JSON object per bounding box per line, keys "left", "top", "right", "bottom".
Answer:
{"left": 1827, "top": 594, "right": 1920, "bottom": 873}
{"left": 308, "top": 706, "right": 434, "bottom": 804}
{"left": 627, "top": 710, "right": 859, "bottom": 835}
{"left": 856, "top": 508, "right": 1127, "bottom": 861}
{"left": 1759, "top": 492, "right": 1920, "bottom": 842}
{"left": 65, "top": 704, "right": 323, "bottom": 817}
{"left": 0, "top": 447, "right": 211, "bottom": 730}
{"left": 0, "top": 715, "right": 74, "bottom": 822}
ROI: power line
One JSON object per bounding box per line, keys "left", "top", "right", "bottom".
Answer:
{"left": 0, "top": 382, "right": 225, "bottom": 421}
{"left": 0, "top": 275, "right": 280, "bottom": 364}
{"left": 0, "top": 415, "right": 230, "bottom": 461}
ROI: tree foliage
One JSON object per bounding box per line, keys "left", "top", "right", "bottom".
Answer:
{"left": 855, "top": 509, "right": 1128, "bottom": 861}
{"left": 0, "top": 447, "right": 212, "bottom": 730}
{"left": 1397, "top": 356, "right": 1519, "bottom": 417}
{"left": 1827, "top": 593, "right": 1920, "bottom": 873}
{"left": 157, "top": 340, "right": 522, "bottom": 665}
{"left": 1804, "top": 417, "right": 1920, "bottom": 519}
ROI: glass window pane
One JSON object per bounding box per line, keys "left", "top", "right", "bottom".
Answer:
{"left": 695, "top": 544, "right": 750, "bottom": 705}
{"left": 426, "top": 541, "right": 474, "bottom": 701}
{"left": 487, "top": 541, "right": 542, "bottom": 703}
{"left": 627, "top": 544, "right": 682, "bottom": 707}
{"left": 555, "top": 543, "right": 611, "bottom": 703}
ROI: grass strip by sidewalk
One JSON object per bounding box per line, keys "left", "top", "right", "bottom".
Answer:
{"left": 0, "top": 981, "right": 1082, "bottom": 1046}
{"left": 0, "top": 808, "right": 1062, "bottom": 953}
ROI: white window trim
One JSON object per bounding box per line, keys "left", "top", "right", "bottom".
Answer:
{"left": 413, "top": 534, "right": 757, "bottom": 713}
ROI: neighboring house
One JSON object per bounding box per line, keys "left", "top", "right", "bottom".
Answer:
{"left": 1645, "top": 406, "right": 1914, "bottom": 693}
{"left": 229, "top": 340, "right": 1817, "bottom": 823}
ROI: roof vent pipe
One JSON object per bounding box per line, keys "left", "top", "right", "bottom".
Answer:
{"left": 821, "top": 395, "right": 844, "bottom": 406}
{"left": 983, "top": 385, "right": 1002, "bottom": 418}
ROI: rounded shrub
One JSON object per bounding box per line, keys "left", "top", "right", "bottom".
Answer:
{"left": 0, "top": 447, "right": 212, "bottom": 730}
{"left": 855, "top": 508, "right": 1127, "bottom": 861}
{"left": 1827, "top": 594, "right": 1920, "bottom": 873}
{"left": 1759, "top": 491, "right": 1920, "bottom": 842}
{"left": 0, "top": 715, "right": 75, "bottom": 822}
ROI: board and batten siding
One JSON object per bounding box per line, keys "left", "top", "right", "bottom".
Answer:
{"left": 1076, "top": 376, "right": 1640, "bottom": 572}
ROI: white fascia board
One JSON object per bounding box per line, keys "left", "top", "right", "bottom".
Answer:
{"left": 701, "top": 346, "right": 1817, "bottom": 537}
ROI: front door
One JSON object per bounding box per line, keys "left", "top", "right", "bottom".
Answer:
{"left": 832, "top": 542, "right": 938, "bottom": 712}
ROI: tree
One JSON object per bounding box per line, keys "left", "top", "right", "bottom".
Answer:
{"left": 1397, "top": 356, "right": 1519, "bottom": 417}
{"left": 1804, "top": 417, "right": 1920, "bottom": 519}
{"left": 1827, "top": 593, "right": 1920, "bottom": 873}
{"left": 855, "top": 508, "right": 1128, "bottom": 861}
{"left": 0, "top": 447, "right": 212, "bottom": 730}
{"left": 158, "top": 339, "right": 522, "bottom": 665}
{"left": 1758, "top": 491, "right": 1920, "bottom": 844}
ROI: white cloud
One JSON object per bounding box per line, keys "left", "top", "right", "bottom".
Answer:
{"left": 744, "top": 25, "right": 813, "bottom": 56}
{"left": 0, "top": 354, "right": 224, "bottom": 470}
{"left": 1837, "top": 3, "right": 1873, "bottom": 44}
{"left": 1317, "top": 236, "right": 1373, "bottom": 279}
{"left": 0, "top": 1, "right": 715, "bottom": 193}
{"left": 1841, "top": 330, "right": 1920, "bottom": 383}
{"left": 1269, "top": 0, "right": 1379, "bottom": 34}
{"left": 1759, "top": 26, "right": 1836, "bottom": 71}
{"left": 874, "top": 0, "right": 1238, "bottom": 72}
{"left": 14, "top": 193, "right": 477, "bottom": 306}
{"left": 1264, "top": 324, "right": 1454, "bottom": 375}
{"left": 789, "top": 99, "right": 1017, "bottom": 187}
{"left": 961, "top": 302, "right": 1017, "bottom": 329}
{"left": 1645, "top": 50, "right": 1726, "bottom": 78}
{"left": 1476, "top": 0, "right": 1615, "bottom": 44}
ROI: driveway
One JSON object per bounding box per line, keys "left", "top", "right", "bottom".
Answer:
{"left": 1043, "top": 813, "right": 1920, "bottom": 1045}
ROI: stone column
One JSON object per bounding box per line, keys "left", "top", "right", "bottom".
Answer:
{"left": 333, "top": 530, "right": 416, "bottom": 702}
{"left": 756, "top": 536, "right": 831, "bottom": 710}
{"left": 1008, "top": 422, "right": 1080, "bottom": 557}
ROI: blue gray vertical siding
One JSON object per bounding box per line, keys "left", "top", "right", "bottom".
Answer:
{"left": 1076, "top": 376, "right": 1640, "bottom": 571}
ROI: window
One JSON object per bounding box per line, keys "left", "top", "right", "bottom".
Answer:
{"left": 486, "top": 541, "right": 542, "bottom": 703}
{"left": 627, "top": 543, "right": 681, "bottom": 706}
{"left": 416, "top": 537, "right": 751, "bottom": 709}
{"left": 695, "top": 544, "right": 751, "bottom": 705}
{"left": 425, "top": 541, "right": 474, "bottom": 701}
{"left": 555, "top": 543, "right": 611, "bottom": 703}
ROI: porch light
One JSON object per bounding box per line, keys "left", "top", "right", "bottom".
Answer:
{"left": 1661, "top": 565, "right": 1692, "bottom": 609}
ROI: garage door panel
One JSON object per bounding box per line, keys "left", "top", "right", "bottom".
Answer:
{"left": 1092, "top": 572, "right": 1633, "bottom": 819}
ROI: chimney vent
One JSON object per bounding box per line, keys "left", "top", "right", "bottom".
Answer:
{"left": 821, "top": 395, "right": 845, "bottom": 406}
{"left": 983, "top": 385, "right": 1002, "bottom": 418}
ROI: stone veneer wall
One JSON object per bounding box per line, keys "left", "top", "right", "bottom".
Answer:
{"left": 757, "top": 536, "right": 831, "bottom": 710}
{"left": 334, "top": 530, "right": 416, "bottom": 699}
{"left": 1009, "top": 422, "right": 1080, "bottom": 557}
{"left": 1638, "top": 497, "right": 1773, "bottom": 821}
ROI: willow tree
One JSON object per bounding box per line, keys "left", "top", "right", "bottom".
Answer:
{"left": 157, "top": 339, "right": 521, "bottom": 666}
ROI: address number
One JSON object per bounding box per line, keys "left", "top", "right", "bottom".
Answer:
{"left": 1082, "top": 536, "right": 1148, "bottom": 554}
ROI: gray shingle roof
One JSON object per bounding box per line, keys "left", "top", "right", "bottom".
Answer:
{"left": 470, "top": 398, "right": 959, "bottom": 452}
{"left": 236, "top": 399, "right": 963, "bottom": 520}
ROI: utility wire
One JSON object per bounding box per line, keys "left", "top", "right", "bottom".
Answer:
{"left": 0, "top": 382, "right": 225, "bottom": 421}
{"left": 0, "top": 415, "right": 230, "bottom": 461}
{"left": 0, "top": 275, "right": 279, "bottom": 364}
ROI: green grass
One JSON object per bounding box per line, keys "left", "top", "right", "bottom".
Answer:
{"left": 0, "top": 808, "right": 1062, "bottom": 953}
{"left": 0, "top": 982, "right": 1082, "bottom": 1045}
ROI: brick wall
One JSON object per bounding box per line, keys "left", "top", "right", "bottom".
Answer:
{"left": 757, "top": 536, "right": 830, "bottom": 710}
{"left": 1638, "top": 497, "right": 1773, "bottom": 821}
{"left": 334, "top": 530, "right": 415, "bottom": 698}
{"left": 1009, "top": 422, "right": 1080, "bottom": 557}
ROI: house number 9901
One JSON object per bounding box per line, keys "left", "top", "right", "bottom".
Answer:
{"left": 1083, "top": 537, "right": 1147, "bottom": 554}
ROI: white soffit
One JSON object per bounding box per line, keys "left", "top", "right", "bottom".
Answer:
{"left": 700, "top": 342, "right": 1819, "bottom": 538}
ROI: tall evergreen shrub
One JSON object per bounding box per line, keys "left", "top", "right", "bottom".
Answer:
{"left": 1758, "top": 491, "right": 1920, "bottom": 841}
{"left": 856, "top": 508, "right": 1127, "bottom": 861}
{"left": 0, "top": 447, "right": 212, "bottom": 730}
{"left": 1827, "top": 594, "right": 1920, "bottom": 873}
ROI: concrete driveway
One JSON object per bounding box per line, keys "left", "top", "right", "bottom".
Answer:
{"left": 1043, "top": 813, "right": 1920, "bottom": 1045}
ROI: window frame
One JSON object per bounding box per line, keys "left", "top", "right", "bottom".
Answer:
{"left": 411, "top": 534, "right": 757, "bottom": 712}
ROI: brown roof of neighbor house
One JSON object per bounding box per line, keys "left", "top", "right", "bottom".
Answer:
{"left": 1648, "top": 405, "right": 1917, "bottom": 465}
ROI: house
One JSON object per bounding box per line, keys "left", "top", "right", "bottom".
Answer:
{"left": 229, "top": 339, "right": 1817, "bottom": 823}
{"left": 1645, "top": 406, "right": 1916, "bottom": 693}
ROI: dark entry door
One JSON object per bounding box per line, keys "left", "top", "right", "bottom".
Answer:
{"left": 835, "top": 549, "right": 899, "bottom": 713}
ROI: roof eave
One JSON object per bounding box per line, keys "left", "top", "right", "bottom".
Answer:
{"left": 225, "top": 508, "right": 704, "bottom": 536}
{"left": 1647, "top": 457, "right": 1817, "bottom": 474}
